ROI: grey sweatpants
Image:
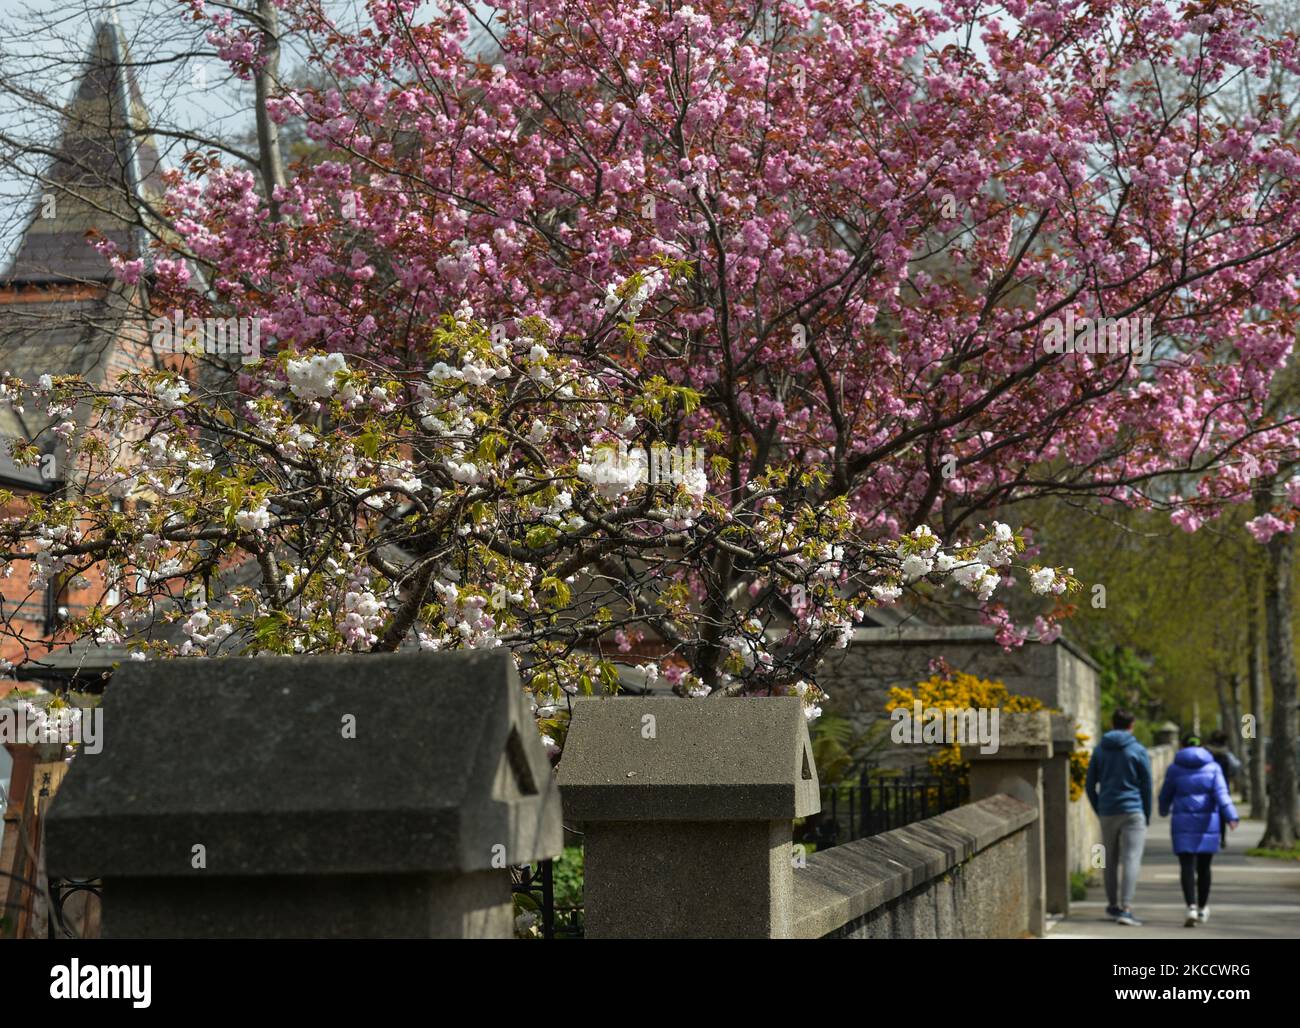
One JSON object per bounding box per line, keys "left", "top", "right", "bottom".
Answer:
{"left": 1100, "top": 812, "right": 1147, "bottom": 910}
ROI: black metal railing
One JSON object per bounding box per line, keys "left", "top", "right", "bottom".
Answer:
{"left": 804, "top": 764, "right": 969, "bottom": 850}
{"left": 511, "top": 825, "right": 585, "bottom": 940}
{"left": 46, "top": 877, "right": 103, "bottom": 939}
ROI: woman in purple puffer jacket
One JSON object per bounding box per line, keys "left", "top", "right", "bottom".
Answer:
{"left": 1158, "top": 734, "right": 1240, "bottom": 927}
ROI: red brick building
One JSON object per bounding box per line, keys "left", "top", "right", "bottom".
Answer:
{"left": 1, "top": 16, "right": 164, "bottom": 937}
{"left": 1, "top": 16, "right": 164, "bottom": 680}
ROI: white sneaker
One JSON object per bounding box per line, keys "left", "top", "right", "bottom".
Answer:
{"left": 1184, "top": 906, "right": 1199, "bottom": 927}
{"left": 1197, "top": 906, "right": 1210, "bottom": 924}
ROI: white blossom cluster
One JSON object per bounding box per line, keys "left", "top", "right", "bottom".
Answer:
{"left": 180, "top": 601, "right": 235, "bottom": 654}
{"left": 341, "top": 590, "right": 384, "bottom": 647}
{"left": 286, "top": 352, "right": 347, "bottom": 401}
{"left": 793, "top": 598, "right": 857, "bottom": 650}
{"left": 430, "top": 580, "right": 505, "bottom": 650}
{"left": 152, "top": 377, "right": 190, "bottom": 408}
{"left": 235, "top": 505, "right": 271, "bottom": 532}
{"left": 425, "top": 346, "right": 512, "bottom": 389}
{"left": 577, "top": 444, "right": 647, "bottom": 501}
{"left": 27, "top": 524, "right": 73, "bottom": 589}
{"left": 790, "top": 680, "right": 824, "bottom": 722}
{"left": 577, "top": 442, "right": 710, "bottom": 515}
{"left": 365, "top": 460, "right": 430, "bottom": 509}
{"left": 0, "top": 370, "right": 25, "bottom": 414}
{"left": 722, "top": 617, "right": 769, "bottom": 672}
{"left": 1029, "top": 566, "right": 1069, "bottom": 595}
{"left": 19, "top": 701, "right": 83, "bottom": 746}
{"left": 873, "top": 522, "right": 1022, "bottom": 606}
{"left": 603, "top": 268, "right": 665, "bottom": 321}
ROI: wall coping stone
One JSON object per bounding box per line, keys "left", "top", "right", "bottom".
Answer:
{"left": 848, "top": 625, "right": 1101, "bottom": 670}
{"left": 791, "top": 794, "right": 1036, "bottom": 938}
{"left": 962, "top": 709, "right": 1053, "bottom": 761}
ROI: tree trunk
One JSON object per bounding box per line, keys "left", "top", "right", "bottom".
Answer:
{"left": 1247, "top": 557, "right": 1267, "bottom": 818}
{"left": 254, "top": 0, "right": 287, "bottom": 216}
{"left": 1259, "top": 516, "right": 1300, "bottom": 848}
{"left": 1214, "top": 673, "right": 1230, "bottom": 739}
{"left": 1229, "top": 671, "right": 1245, "bottom": 802}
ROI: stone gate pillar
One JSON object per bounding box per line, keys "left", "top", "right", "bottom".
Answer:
{"left": 963, "top": 710, "right": 1052, "bottom": 937}
{"left": 45, "top": 650, "right": 561, "bottom": 938}
{"left": 558, "top": 695, "right": 819, "bottom": 939}
{"left": 1043, "top": 712, "right": 1077, "bottom": 917}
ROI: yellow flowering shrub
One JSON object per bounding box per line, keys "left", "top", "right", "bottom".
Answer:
{"left": 1070, "top": 732, "right": 1091, "bottom": 802}
{"left": 886, "top": 669, "right": 1089, "bottom": 802}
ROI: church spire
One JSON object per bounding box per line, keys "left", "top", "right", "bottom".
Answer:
{"left": 3, "top": 16, "right": 163, "bottom": 285}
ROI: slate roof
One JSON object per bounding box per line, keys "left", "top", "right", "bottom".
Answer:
{"left": 25, "top": 557, "right": 265, "bottom": 686}
{"left": 26, "top": 546, "right": 424, "bottom": 686}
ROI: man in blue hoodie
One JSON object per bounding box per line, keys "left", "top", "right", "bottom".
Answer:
{"left": 1085, "top": 709, "right": 1153, "bottom": 926}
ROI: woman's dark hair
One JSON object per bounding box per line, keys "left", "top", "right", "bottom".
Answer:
{"left": 1112, "top": 709, "right": 1136, "bottom": 730}
{"left": 1208, "top": 729, "right": 1229, "bottom": 746}
{"left": 1181, "top": 733, "right": 1202, "bottom": 748}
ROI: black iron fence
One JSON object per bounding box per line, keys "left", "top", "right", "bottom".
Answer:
{"left": 803, "top": 763, "right": 969, "bottom": 850}
{"left": 46, "top": 877, "right": 102, "bottom": 939}
{"left": 511, "top": 825, "right": 586, "bottom": 939}
{"left": 511, "top": 858, "right": 584, "bottom": 939}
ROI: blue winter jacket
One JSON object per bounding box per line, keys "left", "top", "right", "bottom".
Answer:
{"left": 1085, "top": 730, "right": 1152, "bottom": 821}
{"left": 1159, "top": 746, "right": 1239, "bottom": 854}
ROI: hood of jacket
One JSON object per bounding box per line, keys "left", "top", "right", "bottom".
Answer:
{"left": 1174, "top": 745, "right": 1215, "bottom": 769}
{"left": 1100, "top": 729, "right": 1142, "bottom": 752}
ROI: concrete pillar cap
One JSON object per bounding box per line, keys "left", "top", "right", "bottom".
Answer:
{"left": 558, "top": 696, "right": 820, "bottom": 821}
{"left": 45, "top": 650, "right": 562, "bottom": 877}
{"left": 961, "top": 709, "right": 1053, "bottom": 761}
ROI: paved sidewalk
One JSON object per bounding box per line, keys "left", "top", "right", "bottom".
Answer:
{"left": 1048, "top": 818, "right": 1300, "bottom": 939}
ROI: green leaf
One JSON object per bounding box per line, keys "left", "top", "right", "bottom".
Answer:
{"left": 526, "top": 525, "right": 558, "bottom": 549}
{"left": 540, "top": 575, "right": 571, "bottom": 606}
{"left": 598, "top": 662, "right": 621, "bottom": 692}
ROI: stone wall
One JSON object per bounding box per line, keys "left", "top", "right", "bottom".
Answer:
{"left": 822, "top": 627, "right": 1099, "bottom": 742}
{"left": 1056, "top": 644, "right": 1102, "bottom": 877}
{"left": 1148, "top": 743, "right": 1176, "bottom": 799}
{"left": 819, "top": 626, "right": 1101, "bottom": 876}
{"left": 792, "top": 794, "right": 1037, "bottom": 938}
{"left": 44, "top": 655, "right": 1070, "bottom": 940}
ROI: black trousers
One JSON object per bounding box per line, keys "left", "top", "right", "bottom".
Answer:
{"left": 1178, "top": 852, "right": 1214, "bottom": 908}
